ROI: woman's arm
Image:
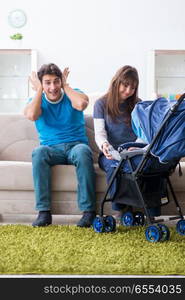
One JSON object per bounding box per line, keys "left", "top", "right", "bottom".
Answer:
{"left": 93, "top": 118, "right": 109, "bottom": 150}
{"left": 93, "top": 99, "right": 114, "bottom": 159}
{"left": 94, "top": 119, "right": 113, "bottom": 159}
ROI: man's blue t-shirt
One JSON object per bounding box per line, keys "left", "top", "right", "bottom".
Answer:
{"left": 29, "top": 90, "right": 88, "bottom": 146}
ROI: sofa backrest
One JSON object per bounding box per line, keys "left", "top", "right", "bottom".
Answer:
{"left": 84, "top": 114, "right": 99, "bottom": 162}
{"left": 0, "top": 113, "right": 100, "bottom": 163}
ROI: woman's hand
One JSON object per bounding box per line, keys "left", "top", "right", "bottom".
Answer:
{"left": 102, "top": 142, "right": 113, "bottom": 160}
{"left": 29, "top": 72, "right": 42, "bottom": 92}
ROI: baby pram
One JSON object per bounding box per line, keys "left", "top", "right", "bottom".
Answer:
{"left": 93, "top": 93, "right": 185, "bottom": 242}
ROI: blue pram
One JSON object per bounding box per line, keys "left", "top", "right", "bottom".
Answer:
{"left": 93, "top": 94, "right": 185, "bottom": 242}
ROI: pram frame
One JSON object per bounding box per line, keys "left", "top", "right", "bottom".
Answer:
{"left": 99, "top": 93, "right": 185, "bottom": 226}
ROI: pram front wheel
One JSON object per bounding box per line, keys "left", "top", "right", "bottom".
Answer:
{"left": 104, "top": 215, "right": 116, "bottom": 233}
{"left": 121, "top": 211, "right": 134, "bottom": 226}
{"left": 133, "top": 211, "right": 145, "bottom": 226}
{"left": 145, "top": 225, "right": 162, "bottom": 242}
{"left": 93, "top": 217, "right": 105, "bottom": 233}
{"left": 176, "top": 219, "right": 185, "bottom": 235}
{"left": 157, "top": 224, "right": 170, "bottom": 241}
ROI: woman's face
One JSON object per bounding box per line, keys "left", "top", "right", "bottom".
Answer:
{"left": 118, "top": 82, "right": 136, "bottom": 101}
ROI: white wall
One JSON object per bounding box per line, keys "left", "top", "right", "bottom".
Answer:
{"left": 1, "top": 0, "right": 185, "bottom": 100}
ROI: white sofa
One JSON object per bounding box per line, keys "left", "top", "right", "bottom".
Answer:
{"left": 0, "top": 99, "right": 185, "bottom": 223}
{"left": 0, "top": 112, "right": 109, "bottom": 223}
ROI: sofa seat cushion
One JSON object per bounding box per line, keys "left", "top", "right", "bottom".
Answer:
{"left": 1, "top": 160, "right": 184, "bottom": 193}
{"left": 0, "top": 161, "right": 106, "bottom": 192}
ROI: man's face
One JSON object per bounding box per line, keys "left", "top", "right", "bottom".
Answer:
{"left": 42, "top": 74, "right": 62, "bottom": 102}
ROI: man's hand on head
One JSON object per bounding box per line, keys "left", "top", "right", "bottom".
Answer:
{"left": 62, "top": 67, "right": 70, "bottom": 88}
{"left": 29, "top": 71, "right": 43, "bottom": 92}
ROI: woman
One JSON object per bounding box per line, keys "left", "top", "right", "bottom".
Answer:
{"left": 93, "top": 65, "right": 160, "bottom": 219}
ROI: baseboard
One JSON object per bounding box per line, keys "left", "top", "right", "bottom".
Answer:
{"left": 0, "top": 213, "right": 184, "bottom": 226}
{"left": 0, "top": 214, "right": 82, "bottom": 225}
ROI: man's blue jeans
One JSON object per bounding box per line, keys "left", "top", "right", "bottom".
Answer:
{"left": 32, "top": 142, "right": 96, "bottom": 212}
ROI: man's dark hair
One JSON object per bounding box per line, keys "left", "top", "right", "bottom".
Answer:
{"left": 37, "top": 63, "right": 62, "bottom": 82}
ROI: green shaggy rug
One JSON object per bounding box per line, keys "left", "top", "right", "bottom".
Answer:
{"left": 0, "top": 224, "right": 185, "bottom": 275}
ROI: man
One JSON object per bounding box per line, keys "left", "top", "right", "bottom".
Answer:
{"left": 24, "top": 63, "right": 96, "bottom": 227}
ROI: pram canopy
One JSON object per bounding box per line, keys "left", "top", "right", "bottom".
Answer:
{"left": 131, "top": 97, "right": 185, "bottom": 163}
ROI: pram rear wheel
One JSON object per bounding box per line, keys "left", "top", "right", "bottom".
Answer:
{"left": 145, "top": 225, "right": 162, "bottom": 242}
{"left": 93, "top": 217, "right": 105, "bottom": 233}
{"left": 157, "top": 224, "right": 170, "bottom": 241}
{"left": 176, "top": 219, "right": 185, "bottom": 235}
{"left": 104, "top": 215, "right": 116, "bottom": 232}
{"left": 133, "top": 211, "right": 145, "bottom": 226}
{"left": 121, "top": 211, "right": 134, "bottom": 226}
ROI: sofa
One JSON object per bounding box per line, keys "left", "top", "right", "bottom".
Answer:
{"left": 0, "top": 111, "right": 185, "bottom": 224}
{"left": 0, "top": 112, "right": 108, "bottom": 224}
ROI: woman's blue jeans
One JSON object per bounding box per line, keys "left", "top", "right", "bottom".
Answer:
{"left": 32, "top": 142, "right": 96, "bottom": 212}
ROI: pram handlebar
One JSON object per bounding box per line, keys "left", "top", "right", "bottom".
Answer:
{"left": 120, "top": 148, "right": 147, "bottom": 159}
{"left": 118, "top": 142, "right": 148, "bottom": 159}
{"left": 118, "top": 142, "right": 148, "bottom": 152}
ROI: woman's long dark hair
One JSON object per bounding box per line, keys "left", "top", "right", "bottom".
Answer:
{"left": 104, "top": 65, "right": 139, "bottom": 125}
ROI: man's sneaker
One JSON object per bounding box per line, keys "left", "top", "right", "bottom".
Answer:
{"left": 77, "top": 211, "right": 96, "bottom": 228}
{"left": 32, "top": 211, "right": 52, "bottom": 227}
